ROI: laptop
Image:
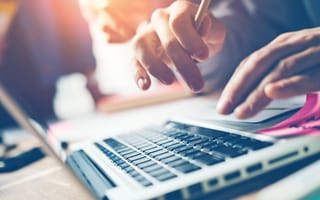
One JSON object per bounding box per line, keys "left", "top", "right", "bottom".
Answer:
{"left": 1, "top": 82, "right": 320, "bottom": 200}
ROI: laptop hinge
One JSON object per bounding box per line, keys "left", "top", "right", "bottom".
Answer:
{"left": 67, "top": 150, "right": 116, "bottom": 200}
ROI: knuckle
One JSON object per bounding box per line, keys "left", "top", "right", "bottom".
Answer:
{"left": 277, "top": 59, "right": 295, "bottom": 74}
{"left": 274, "top": 32, "right": 292, "bottom": 42}
{"left": 247, "top": 50, "right": 268, "bottom": 67}
{"left": 151, "top": 8, "right": 167, "bottom": 23}
{"left": 168, "top": 14, "right": 184, "bottom": 31}
{"left": 132, "top": 35, "right": 145, "bottom": 52}
{"left": 163, "top": 39, "right": 179, "bottom": 55}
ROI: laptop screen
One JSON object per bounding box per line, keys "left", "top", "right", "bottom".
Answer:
{"left": 0, "top": 80, "right": 50, "bottom": 131}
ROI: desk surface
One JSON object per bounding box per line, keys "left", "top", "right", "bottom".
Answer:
{"left": 1, "top": 151, "right": 318, "bottom": 200}
{"left": 0, "top": 156, "right": 93, "bottom": 200}
{"left": 0, "top": 155, "right": 259, "bottom": 200}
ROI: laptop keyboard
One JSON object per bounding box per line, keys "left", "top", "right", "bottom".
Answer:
{"left": 95, "top": 122, "right": 274, "bottom": 187}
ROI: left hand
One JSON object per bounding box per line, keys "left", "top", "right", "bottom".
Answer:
{"left": 217, "top": 27, "right": 320, "bottom": 119}
{"left": 79, "top": 0, "right": 173, "bottom": 43}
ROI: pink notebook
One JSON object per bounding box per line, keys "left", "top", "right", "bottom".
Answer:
{"left": 259, "top": 93, "right": 320, "bottom": 136}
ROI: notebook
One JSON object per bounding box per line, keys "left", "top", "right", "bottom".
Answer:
{"left": 1, "top": 82, "right": 320, "bottom": 200}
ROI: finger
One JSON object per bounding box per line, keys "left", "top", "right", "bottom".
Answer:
{"left": 263, "top": 45, "right": 320, "bottom": 83}
{"left": 134, "top": 60, "right": 151, "bottom": 90}
{"left": 217, "top": 32, "right": 320, "bottom": 115}
{"left": 169, "top": 1, "right": 209, "bottom": 60}
{"left": 133, "top": 26, "right": 176, "bottom": 88}
{"left": 233, "top": 45, "right": 320, "bottom": 117}
{"left": 151, "top": 9, "right": 204, "bottom": 92}
{"left": 234, "top": 88, "right": 272, "bottom": 119}
{"left": 265, "top": 67, "right": 320, "bottom": 98}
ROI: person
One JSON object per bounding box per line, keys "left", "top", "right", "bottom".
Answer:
{"left": 0, "top": 0, "right": 100, "bottom": 127}
{"left": 79, "top": 0, "right": 320, "bottom": 118}
{"left": 128, "top": 0, "right": 320, "bottom": 119}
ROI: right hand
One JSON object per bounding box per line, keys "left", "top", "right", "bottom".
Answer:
{"left": 132, "top": 0, "right": 226, "bottom": 92}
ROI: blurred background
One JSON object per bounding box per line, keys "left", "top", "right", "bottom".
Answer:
{"left": 0, "top": 0, "right": 174, "bottom": 126}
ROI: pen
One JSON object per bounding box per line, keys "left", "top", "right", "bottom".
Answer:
{"left": 194, "top": 0, "right": 212, "bottom": 30}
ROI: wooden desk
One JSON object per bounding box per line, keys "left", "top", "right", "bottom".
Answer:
{"left": 0, "top": 156, "right": 93, "bottom": 200}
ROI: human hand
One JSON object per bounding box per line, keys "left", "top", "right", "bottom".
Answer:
{"left": 79, "top": 0, "right": 171, "bottom": 43}
{"left": 132, "top": 0, "right": 226, "bottom": 92}
{"left": 217, "top": 27, "right": 320, "bottom": 119}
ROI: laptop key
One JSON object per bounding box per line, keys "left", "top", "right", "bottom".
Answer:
{"left": 210, "top": 145, "right": 249, "bottom": 158}
{"left": 127, "top": 154, "right": 145, "bottom": 162}
{"left": 137, "top": 160, "right": 157, "bottom": 169}
{"left": 104, "top": 138, "right": 125, "bottom": 150}
{"left": 118, "top": 162, "right": 130, "bottom": 169}
{"left": 167, "top": 159, "right": 188, "bottom": 168}
{"left": 148, "top": 168, "right": 169, "bottom": 177}
{"left": 154, "top": 152, "right": 174, "bottom": 161}
{"left": 179, "top": 148, "right": 199, "bottom": 157}
{"left": 122, "top": 152, "right": 140, "bottom": 159}
{"left": 193, "top": 154, "right": 224, "bottom": 166}
{"left": 144, "top": 147, "right": 163, "bottom": 154}
{"left": 132, "top": 157, "right": 151, "bottom": 165}
{"left": 155, "top": 172, "right": 177, "bottom": 182}
{"left": 133, "top": 175, "right": 153, "bottom": 187}
{"left": 172, "top": 146, "right": 194, "bottom": 153}
{"left": 155, "top": 139, "right": 173, "bottom": 145}
{"left": 140, "top": 179, "right": 153, "bottom": 187}
{"left": 174, "top": 163, "right": 201, "bottom": 174}
{"left": 161, "top": 141, "right": 180, "bottom": 148}
{"left": 137, "top": 145, "right": 157, "bottom": 152}
{"left": 149, "top": 149, "right": 168, "bottom": 158}
{"left": 95, "top": 143, "right": 153, "bottom": 187}
{"left": 188, "top": 138, "right": 210, "bottom": 146}
{"left": 161, "top": 156, "right": 181, "bottom": 164}
{"left": 143, "top": 165, "right": 163, "bottom": 173}
{"left": 166, "top": 143, "right": 185, "bottom": 151}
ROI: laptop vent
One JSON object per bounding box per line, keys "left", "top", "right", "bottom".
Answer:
{"left": 207, "top": 178, "right": 218, "bottom": 187}
{"left": 268, "top": 151, "right": 299, "bottom": 165}
{"left": 246, "top": 163, "right": 263, "bottom": 174}
{"left": 224, "top": 170, "right": 241, "bottom": 182}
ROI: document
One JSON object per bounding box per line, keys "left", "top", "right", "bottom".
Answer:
{"left": 183, "top": 95, "right": 305, "bottom": 123}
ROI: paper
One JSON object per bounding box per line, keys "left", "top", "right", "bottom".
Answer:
{"left": 259, "top": 93, "right": 320, "bottom": 136}
{"left": 184, "top": 96, "right": 305, "bottom": 123}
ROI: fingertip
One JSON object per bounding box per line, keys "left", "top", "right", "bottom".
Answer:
{"left": 216, "top": 99, "right": 234, "bottom": 115}
{"left": 137, "top": 77, "right": 150, "bottom": 90}
{"left": 159, "top": 69, "right": 176, "bottom": 85}
{"left": 189, "top": 78, "right": 205, "bottom": 93}
{"left": 264, "top": 84, "right": 277, "bottom": 98}
{"left": 265, "top": 83, "right": 285, "bottom": 99}
{"left": 234, "top": 105, "right": 252, "bottom": 119}
{"left": 193, "top": 46, "right": 209, "bottom": 61}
